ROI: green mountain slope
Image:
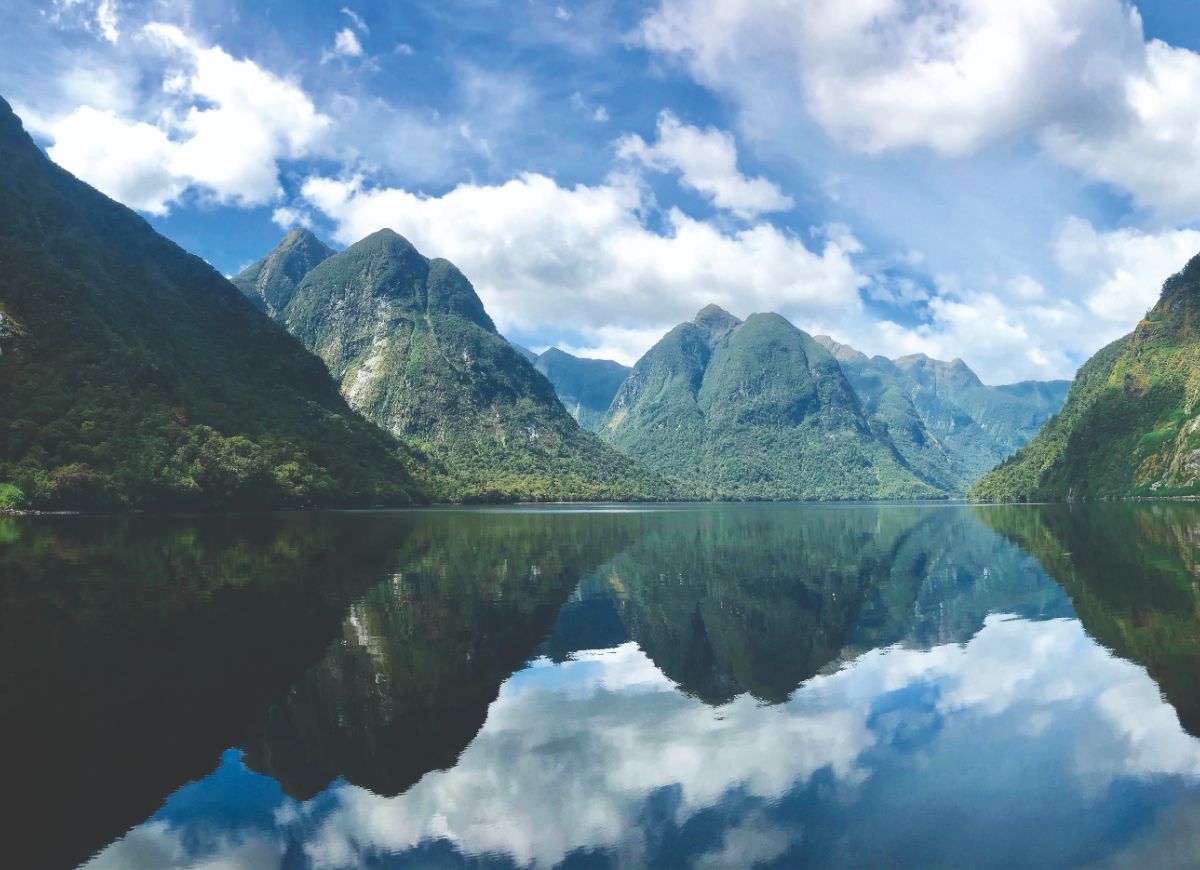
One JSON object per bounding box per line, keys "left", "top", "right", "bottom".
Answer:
{"left": 600, "top": 305, "right": 940, "bottom": 499}
{"left": 533, "top": 347, "right": 630, "bottom": 430}
{"left": 971, "top": 256, "right": 1200, "bottom": 500}
{"left": 815, "top": 336, "right": 1070, "bottom": 493}
{"left": 232, "top": 227, "right": 334, "bottom": 317}
{"left": 239, "top": 229, "right": 671, "bottom": 501}
{"left": 0, "top": 96, "right": 428, "bottom": 511}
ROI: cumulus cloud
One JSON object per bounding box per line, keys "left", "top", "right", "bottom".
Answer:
{"left": 1044, "top": 40, "right": 1200, "bottom": 221}
{"left": 91, "top": 610, "right": 1200, "bottom": 869}
{"left": 639, "top": 0, "right": 1200, "bottom": 221}
{"left": 616, "top": 110, "right": 794, "bottom": 218}
{"left": 1054, "top": 216, "right": 1200, "bottom": 326}
{"left": 294, "top": 171, "right": 866, "bottom": 363}
{"left": 44, "top": 23, "right": 331, "bottom": 215}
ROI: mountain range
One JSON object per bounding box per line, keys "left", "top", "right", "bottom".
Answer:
{"left": 972, "top": 254, "right": 1200, "bottom": 500}
{"left": 233, "top": 228, "right": 669, "bottom": 502}
{"left": 0, "top": 92, "right": 1092, "bottom": 509}
{"left": 526, "top": 307, "right": 1069, "bottom": 499}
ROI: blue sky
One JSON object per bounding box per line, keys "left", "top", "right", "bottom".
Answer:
{"left": 6, "top": 0, "right": 1200, "bottom": 382}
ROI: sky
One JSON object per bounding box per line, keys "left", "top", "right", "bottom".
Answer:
{"left": 6, "top": 0, "right": 1200, "bottom": 383}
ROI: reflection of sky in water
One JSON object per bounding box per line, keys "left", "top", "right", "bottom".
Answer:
{"left": 88, "top": 614, "right": 1200, "bottom": 869}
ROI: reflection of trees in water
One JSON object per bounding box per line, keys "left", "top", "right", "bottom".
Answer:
{"left": 242, "top": 511, "right": 639, "bottom": 799}
{"left": 977, "top": 503, "right": 1200, "bottom": 736}
{"left": 605, "top": 506, "right": 1068, "bottom": 706}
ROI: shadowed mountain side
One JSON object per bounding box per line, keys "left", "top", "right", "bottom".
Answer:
{"left": 0, "top": 96, "right": 427, "bottom": 510}
{"left": 534, "top": 347, "right": 631, "bottom": 430}
{"left": 976, "top": 502, "right": 1200, "bottom": 736}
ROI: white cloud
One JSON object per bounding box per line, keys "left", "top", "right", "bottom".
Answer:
{"left": 642, "top": 0, "right": 1141, "bottom": 156}
{"left": 44, "top": 23, "right": 331, "bottom": 214}
{"left": 331, "top": 28, "right": 363, "bottom": 59}
{"left": 1044, "top": 40, "right": 1200, "bottom": 221}
{"left": 617, "top": 110, "right": 793, "bottom": 218}
{"left": 840, "top": 217, "right": 1200, "bottom": 383}
{"left": 295, "top": 170, "right": 866, "bottom": 360}
{"left": 1054, "top": 216, "right": 1200, "bottom": 326}
{"left": 95, "top": 0, "right": 119, "bottom": 43}
{"left": 639, "top": 0, "right": 1200, "bottom": 221}
{"left": 47, "top": 107, "right": 185, "bottom": 214}
{"left": 47, "top": 0, "right": 120, "bottom": 44}
{"left": 271, "top": 206, "right": 314, "bottom": 231}
{"left": 340, "top": 7, "right": 369, "bottom": 34}
{"left": 109, "top": 612, "right": 1200, "bottom": 869}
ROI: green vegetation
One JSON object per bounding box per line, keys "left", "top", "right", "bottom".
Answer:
{"left": 0, "top": 483, "right": 25, "bottom": 510}
{"left": 532, "top": 347, "right": 630, "bottom": 430}
{"left": 817, "top": 336, "right": 1070, "bottom": 493}
{"left": 232, "top": 227, "right": 334, "bottom": 317}
{"left": 599, "top": 305, "right": 941, "bottom": 499}
{"left": 977, "top": 502, "right": 1200, "bottom": 734}
{"left": 238, "top": 228, "right": 675, "bottom": 501}
{"left": 0, "top": 96, "right": 429, "bottom": 510}
{"left": 971, "top": 253, "right": 1200, "bottom": 500}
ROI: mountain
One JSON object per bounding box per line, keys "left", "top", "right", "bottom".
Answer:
{"left": 232, "top": 227, "right": 334, "bottom": 317}
{"left": 971, "top": 253, "right": 1200, "bottom": 500}
{"left": 509, "top": 342, "right": 538, "bottom": 364}
{"left": 813, "top": 337, "right": 1071, "bottom": 493}
{"left": 599, "top": 305, "right": 940, "bottom": 499}
{"left": 533, "top": 347, "right": 630, "bottom": 430}
{"left": 237, "top": 229, "right": 671, "bottom": 501}
{"left": 0, "top": 96, "right": 428, "bottom": 511}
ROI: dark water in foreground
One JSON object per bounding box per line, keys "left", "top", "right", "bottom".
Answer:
{"left": 6, "top": 503, "right": 1200, "bottom": 868}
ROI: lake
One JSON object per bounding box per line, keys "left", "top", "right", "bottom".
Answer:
{"left": 5, "top": 502, "right": 1200, "bottom": 868}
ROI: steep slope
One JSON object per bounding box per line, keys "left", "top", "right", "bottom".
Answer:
{"left": 233, "top": 228, "right": 334, "bottom": 317}
{"left": 601, "top": 305, "right": 939, "bottom": 499}
{"left": 0, "top": 96, "right": 427, "bottom": 510}
{"left": 971, "top": 254, "right": 1200, "bottom": 500}
{"left": 243, "top": 229, "right": 670, "bottom": 501}
{"left": 534, "top": 347, "right": 630, "bottom": 430}
{"left": 815, "top": 337, "right": 1070, "bottom": 493}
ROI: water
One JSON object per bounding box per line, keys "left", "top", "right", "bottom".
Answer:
{"left": 5, "top": 502, "right": 1200, "bottom": 868}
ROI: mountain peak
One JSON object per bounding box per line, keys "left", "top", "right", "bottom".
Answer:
{"left": 692, "top": 304, "right": 742, "bottom": 343}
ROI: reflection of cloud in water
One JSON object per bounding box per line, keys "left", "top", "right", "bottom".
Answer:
{"left": 88, "top": 616, "right": 1200, "bottom": 869}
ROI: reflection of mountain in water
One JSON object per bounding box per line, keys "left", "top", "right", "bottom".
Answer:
{"left": 977, "top": 502, "right": 1200, "bottom": 737}
{"left": 2, "top": 505, "right": 1093, "bottom": 868}
{"left": 0, "top": 513, "right": 410, "bottom": 870}
{"left": 568, "top": 506, "right": 1070, "bottom": 705}
{"left": 242, "top": 511, "right": 639, "bottom": 799}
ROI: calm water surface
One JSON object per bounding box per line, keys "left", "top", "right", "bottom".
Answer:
{"left": 5, "top": 502, "right": 1200, "bottom": 868}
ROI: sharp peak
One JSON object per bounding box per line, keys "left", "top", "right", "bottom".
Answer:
{"left": 691, "top": 304, "right": 743, "bottom": 332}
{"left": 281, "top": 227, "right": 318, "bottom": 243}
